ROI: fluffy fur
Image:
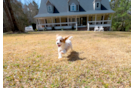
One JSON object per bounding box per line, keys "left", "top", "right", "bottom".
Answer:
{"left": 56, "top": 34, "right": 73, "bottom": 59}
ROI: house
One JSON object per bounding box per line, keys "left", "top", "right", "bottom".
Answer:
{"left": 34, "top": 0, "right": 114, "bottom": 31}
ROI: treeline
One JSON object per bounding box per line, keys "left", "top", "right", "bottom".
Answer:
{"left": 3, "top": 0, "right": 38, "bottom": 32}
{"left": 110, "top": 0, "right": 131, "bottom": 31}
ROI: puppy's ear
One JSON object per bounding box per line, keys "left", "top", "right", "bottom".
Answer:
{"left": 63, "top": 36, "right": 70, "bottom": 41}
{"left": 56, "top": 34, "right": 59, "bottom": 38}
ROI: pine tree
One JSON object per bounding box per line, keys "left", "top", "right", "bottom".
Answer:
{"left": 110, "top": 0, "right": 131, "bottom": 31}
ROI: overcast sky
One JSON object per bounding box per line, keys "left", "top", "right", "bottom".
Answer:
{"left": 19, "top": 0, "right": 111, "bottom": 8}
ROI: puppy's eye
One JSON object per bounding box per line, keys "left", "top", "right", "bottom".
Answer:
{"left": 60, "top": 40, "right": 62, "bottom": 42}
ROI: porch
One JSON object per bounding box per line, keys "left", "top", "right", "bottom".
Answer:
{"left": 36, "top": 14, "right": 112, "bottom": 31}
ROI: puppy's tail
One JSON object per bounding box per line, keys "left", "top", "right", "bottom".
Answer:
{"left": 68, "top": 36, "right": 73, "bottom": 40}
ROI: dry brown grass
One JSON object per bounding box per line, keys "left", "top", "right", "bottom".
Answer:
{"left": 3, "top": 31, "right": 131, "bottom": 88}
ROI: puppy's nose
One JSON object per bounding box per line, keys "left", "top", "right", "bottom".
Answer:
{"left": 57, "top": 43, "right": 59, "bottom": 44}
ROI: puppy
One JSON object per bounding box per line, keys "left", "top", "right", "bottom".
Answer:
{"left": 56, "top": 34, "right": 73, "bottom": 59}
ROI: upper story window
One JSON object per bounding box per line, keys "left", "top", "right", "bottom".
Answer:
{"left": 97, "top": 3, "right": 99, "bottom": 8}
{"left": 93, "top": 0, "right": 101, "bottom": 10}
{"left": 70, "top": 3, "right": 76, "bottom": 11}
{"left": 47, "top": 5, "right": 52, "bottom": 12}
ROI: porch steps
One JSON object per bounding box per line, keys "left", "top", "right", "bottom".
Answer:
{"left": 78, "top": 27, "right": 87, "bottom": 31}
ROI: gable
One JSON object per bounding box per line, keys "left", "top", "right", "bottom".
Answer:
{"left": 68, "top": 0, "right": 79, "bottom": 5}
{"left": 46, "top": 1, "right": 53, "bottom": 6}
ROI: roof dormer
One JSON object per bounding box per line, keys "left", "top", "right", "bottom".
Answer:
{"left": 68, "top": 0, "right": 79, "bottom": 12}
{"left": 93, "top": 0, "right": 101, "bottom": 10}
{"left": 46, "top": 0, "right": 54, "bottom": 13}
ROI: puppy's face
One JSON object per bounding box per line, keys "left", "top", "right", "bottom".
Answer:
{"left": 56, "top": 34, "right": 69, "bottom": 47}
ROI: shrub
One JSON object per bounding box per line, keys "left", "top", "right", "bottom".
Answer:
{"left": 35, "top": 29, "right": 38, "bottom": 31}
{"left": 44, "top": 28, "right": 46, "bottom": 31}
{"left": 31, "top": 23, "right": 36, "bottom": 30}
{"left": 61, "top": 28, "right": 64, "bottom": 31}
{"left": 52, "top": 27, "right": 55, "bottom": 30}
{"left": 72, "top": 25, "right": 75, "bottom": 30}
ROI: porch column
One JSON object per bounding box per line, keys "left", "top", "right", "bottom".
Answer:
{"left": 76, "top": 16, "right": 77, "bottom": 22}
{"left": 59, "top": 17, "right": 61, "bottom": 26}
{"left": 76, "top": 16, "right": 78, "bottom": 31}
{"left": 51, "top": 18, "right": 53, "bottom": 27}
{"left": 76, "top": 23, "right": 78, "bottom": 31}
{"left": 39, "top": 19, "right": 41, "bottom": 29}
{"left": 87, "top": 15, "right": 89, "bottom": 31}
{"left": 39, "top": 19, "right": 40, "bottom": 24}
{"left": 87, "top": 23, "right": 90, "bottom": 31}
{"left": 87, "top": 15, "right": 89, "bottom": 24}
{"left": 110, "top": 15, "right": 113, "bottom": 31}
{"left": 36, "top": 19, "right": 38, "bottom": 29}
{"left": 76, "top": 16, "right": 77, "bottom": 26}
{"left": 70, "top": 17, "right": 72, "bottom": 26}
{"left": 67, "top": 17, "right": 69, "bottom": 26}
{"left": 103, "top": 14, "right": 105, "bottom": 24}
{"left": 95, "top": 15, "right": 97, "bottom": 25}
{"left": 44, "top": 19, "right": 46, "bottom": 27}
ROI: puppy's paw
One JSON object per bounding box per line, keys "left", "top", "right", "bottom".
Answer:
{"left": 61, "top": 51, "right": 64, "bottom": 54}
{"left": 58, "top": 56, "right": 62, "bottom": 59}
{"left": 61, "top": 50, "right": 66, "bottom": 54}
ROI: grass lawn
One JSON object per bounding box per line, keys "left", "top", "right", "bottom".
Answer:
{"left": 3, "top": 31, "right": 131, "bottom": 88}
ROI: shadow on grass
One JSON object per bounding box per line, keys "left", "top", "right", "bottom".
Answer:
{"left": 67, "top": 51, "right": 86, "bottom": 61}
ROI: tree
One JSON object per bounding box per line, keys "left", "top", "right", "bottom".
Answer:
{"left": 3, "top": 0, "right": 14, "bottom": 32}
{"left": 110, "top": 0, "right": 131, "bottom": 31}
{"left": 23, "top": 1, "right": 38, "bottom": 24}
{"left": 4, "top": 0, "right": 20, "bottom": 32}
{"left": 11, "top": 0, "right": 29, "bottom": 32}
{"left": 3, "top": 0, "right": 39, "bottom": 32}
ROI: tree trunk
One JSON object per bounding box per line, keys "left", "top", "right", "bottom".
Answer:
{"left": 5, "top": 0, "right": 19, "bottom": 32}
{"left": 3, "top": 1, "right": 14, "bottom": 31}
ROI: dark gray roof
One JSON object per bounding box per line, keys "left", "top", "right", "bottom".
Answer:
{"left": 34, "top": 0, "right": 114, "bottom": 18}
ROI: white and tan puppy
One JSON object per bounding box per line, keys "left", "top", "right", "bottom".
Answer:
{"left": 56, "top": 34, "right": 73, "bottom": 59}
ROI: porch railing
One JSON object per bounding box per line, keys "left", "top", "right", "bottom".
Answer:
{"left": 37, "top": 22, "right": 77, "bottom": 30}
{"left": 87, "top": 20, "right": 111, "bottom": 25}
{"left": 39, "top": 22, "right": 77, "bottom": 27}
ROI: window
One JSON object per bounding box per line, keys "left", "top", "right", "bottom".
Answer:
{"left": 72, "top": 18, "right": 75, "bottom": 22}
{"left": 48, "top": 6, "right": 51, "bottom": 11}
{"left": 47, "top": 5, "right": 52, "bottom": 12}
{"left": 101, "top": 16, "right": 103, "bottom": 20}
{"left": 77, "top": 18, "right": 80, "bottom": 25}
{"left": 91, "top": 17, "right": 92, "bottom": 21}
{"left": 70, "top": 3, "right": 76, "bottom": 11}
{"left": 97, "top": 3, "right": 99, "bottom": 8}
{"left": 45, "top": 19, "right": 47, "bottom": 23}
{"left": 72, "top": 6, "right": 74, "bottom": 11}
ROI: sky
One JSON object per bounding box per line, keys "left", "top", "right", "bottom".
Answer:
{"left": 19, "top": 0, "right": 111, "bottom": 8}
{"left": 19, "top": 0, "right": 41, "bottom": 8}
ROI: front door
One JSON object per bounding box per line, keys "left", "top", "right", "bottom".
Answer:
{"left": 80, "top": 17, "right": 87, "bottom": 26}
{"left": 83, "top": 17, "right": 87, "bottom": 25}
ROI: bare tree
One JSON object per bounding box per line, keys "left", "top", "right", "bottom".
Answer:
{"left": 3, "top": 0, "right": 39, "bottom": 32}
{"left": 4, "top": 0, "right": 20, "bottom": 32}
{"left": 23, "top": 1, "right": 38, "bottom": 24}
{"left": 3, "top": 0, "right": 14, "bottom": 32}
